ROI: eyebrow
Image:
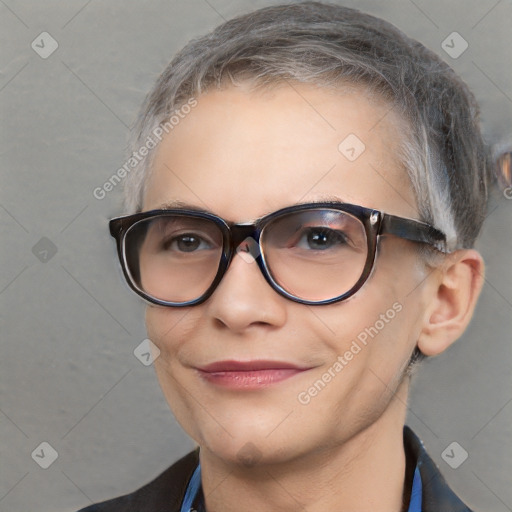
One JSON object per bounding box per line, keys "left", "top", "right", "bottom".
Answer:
{"left": 157, "top": 200, "right": 210, "bottom": 212}
{"left": 154, "top": 195, "right": 349, "bottom": 220}
{"left": 157, "top": 195, "right": 347, "bottom": 210}
{"left": 301, "top": 194, "right": 347, "bottom": 205}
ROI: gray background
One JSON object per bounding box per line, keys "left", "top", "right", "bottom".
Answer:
{"left": 0, "top": 1, "right": 511, "bottom": 511}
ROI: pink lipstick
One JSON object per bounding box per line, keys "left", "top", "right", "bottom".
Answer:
{"left": 197, "top": 360, "right": 309, "bottom": 389}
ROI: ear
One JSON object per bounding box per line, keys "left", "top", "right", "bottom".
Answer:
{"left": 417, "top": 249, "right": 485, "bottom": 357}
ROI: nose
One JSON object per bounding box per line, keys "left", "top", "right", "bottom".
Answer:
{"left": 205, "top": 242, "right": 287, "bottom": 333}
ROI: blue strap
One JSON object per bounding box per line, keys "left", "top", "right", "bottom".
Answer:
{"left": 180, "top": 463, "right": 201, "bottom": 512}
{"left": 407, "top": 466, "right": 423, "bottom": 512}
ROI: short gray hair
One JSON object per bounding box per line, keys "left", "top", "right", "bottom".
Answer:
{"left": 124, "top": 1, "right": 493, "bottom": 250}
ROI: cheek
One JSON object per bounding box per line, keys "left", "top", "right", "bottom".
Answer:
{"left": 144, "top": 306, "right": 200, "bottom": 404}
{"left": 145, "top": 306, "right": 208, "bottom": 440}
{"left": 145, "top": 307, "right": 181, "bottom": 392}
{"left": 309, "top": 253, "right": 424, "bottom": 382}
{"left": 294, "top": 293, "right": 416, "bottom": 439}
{"left": 145, "top": 306, "right": 201, "bottom": 355}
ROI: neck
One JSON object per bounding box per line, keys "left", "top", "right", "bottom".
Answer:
{"left": 199, "top": 380, "right": 411, "bottom": 512}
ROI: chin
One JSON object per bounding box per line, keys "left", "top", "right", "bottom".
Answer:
{"left": 190, "top": 413, "right": 317, "bottom": 469}
{"left": 201, "top": 436, "right": 297, "bottom": 468}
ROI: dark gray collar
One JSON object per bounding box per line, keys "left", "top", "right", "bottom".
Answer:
{"left": 404, "top": 426, "right": 473, "bottom": 511}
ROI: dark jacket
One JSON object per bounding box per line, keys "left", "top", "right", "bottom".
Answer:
{"left": 78, "top": 426, "right": 473, "bottom": 511}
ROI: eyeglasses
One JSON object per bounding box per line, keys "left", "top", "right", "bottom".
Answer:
{"left": 109, "top": 202, "right": 447, "bottom": 307}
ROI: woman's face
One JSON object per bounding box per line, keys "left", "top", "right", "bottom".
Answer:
{"left": 142, "top": 83, "right": 432, "bottom": 465}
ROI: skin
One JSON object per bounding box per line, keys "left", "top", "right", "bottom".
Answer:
{"left": 141, "top": 82, "right": 484, "bottom": 512}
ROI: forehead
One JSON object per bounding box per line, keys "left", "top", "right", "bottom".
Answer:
{"left": 143, "top": 83, "right": 417, "bottom": 221}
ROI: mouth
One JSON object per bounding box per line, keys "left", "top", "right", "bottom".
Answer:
{"left": 196, "top": 360, "right": 311, "bottom": 389}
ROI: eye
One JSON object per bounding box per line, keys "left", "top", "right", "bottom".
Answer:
{"left": 296, "top": 227, "right": 349, "bottom": 250}
{"left": 164, "top": 233, "right": 213, "bottom": 252}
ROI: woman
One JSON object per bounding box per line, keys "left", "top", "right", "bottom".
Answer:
{"left": 80, "top": 2, "right": 493, "bottom": 510}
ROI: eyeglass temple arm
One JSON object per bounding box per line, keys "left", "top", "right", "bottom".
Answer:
{"left": 379, "top": 213, "right": 448, "bottom": 253}
{"left": 109, "top": 218, "right": 122, "bottom": 238}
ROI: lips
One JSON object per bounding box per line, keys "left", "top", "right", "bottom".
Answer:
{"left": 197, "top": 360, "right": 310, "bottom": 389}
{"left": 199, "top": 360, "right": 305, "bottom": 372}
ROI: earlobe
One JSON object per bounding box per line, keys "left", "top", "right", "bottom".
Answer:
{"left": 417, "top": 249, "right": 485, "bottom": 357}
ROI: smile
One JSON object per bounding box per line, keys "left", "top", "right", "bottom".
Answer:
{"left": 196, "top": 360, "right": 311, "bottom": 389}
